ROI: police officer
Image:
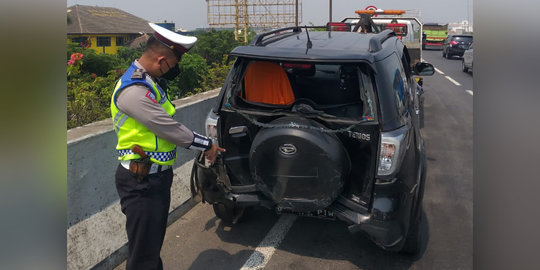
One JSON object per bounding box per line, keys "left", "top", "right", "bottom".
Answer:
{"left": 111, "top": 23, "right": 225, "bottom": 270}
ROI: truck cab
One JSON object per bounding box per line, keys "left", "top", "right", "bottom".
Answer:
{"left": 341, "top": 9, "right": 423, "bottom": 68}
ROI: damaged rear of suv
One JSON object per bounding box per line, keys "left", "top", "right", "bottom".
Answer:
{"left": 191, "top": 27, "right": 435, "bottom": 254}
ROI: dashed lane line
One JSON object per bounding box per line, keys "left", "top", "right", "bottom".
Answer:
{"left": 445, "top": 76, "right": 462, "bottom": 86}
{"left": 240, "top": 214, "right": 297, "bottom": 270}
{"left": 431, "top": 64, "right": 470, "bottom": 95}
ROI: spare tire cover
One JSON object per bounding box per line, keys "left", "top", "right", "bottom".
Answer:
{"left": 250, "top": 116, "right": 350, "bottom": 212}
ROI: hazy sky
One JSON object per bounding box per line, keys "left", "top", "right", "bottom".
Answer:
{"left": 66, "top": 0, "right": 473, "bottom": 30}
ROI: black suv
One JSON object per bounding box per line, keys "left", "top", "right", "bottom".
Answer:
{"left": 191, "top": 27, "right": 435, "bottom": 254}
{"left": 442, "top": 34, "right": 473, "bottom": 58}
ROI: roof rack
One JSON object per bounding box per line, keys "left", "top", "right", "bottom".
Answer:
{"left": 251, "top": 26, "right": 302, "bottom": 46}
{"left": 368, "top": 29, "right": 396, "bottom": 52}
{"left": 250, "top": 25, "right": 328, "bottom": 46}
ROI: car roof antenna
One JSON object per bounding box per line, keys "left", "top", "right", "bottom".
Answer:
{"left": 304, "top": 25, "right": 312, "bottom": 54}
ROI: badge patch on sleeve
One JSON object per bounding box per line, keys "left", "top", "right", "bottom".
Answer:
{"left": 145, "top": 91, "right": 157, "bottom": 103}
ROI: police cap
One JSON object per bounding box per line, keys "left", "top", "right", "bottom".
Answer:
{"left": 148, "top": 22, "right": 197, "bottom": 60}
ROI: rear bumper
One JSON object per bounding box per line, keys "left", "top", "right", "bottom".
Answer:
{"left": 423, "top": 42, "right": 443, "bottom": 50}
{"left": 447, "top": 46, "right": 467, "bottom": 56}
{"left": 192, "top": 154, "right": 411, "bottom": 251}
{"left": 329, "top": 196, "right": 405, "bottom": 250}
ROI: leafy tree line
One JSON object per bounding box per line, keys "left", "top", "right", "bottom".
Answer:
{"left": 67, "top": 29, "right": 249, "bottom": 128}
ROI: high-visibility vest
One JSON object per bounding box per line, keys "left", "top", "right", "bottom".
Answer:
{"left": 110, "top": 63, "right": 177, "bottom": 165}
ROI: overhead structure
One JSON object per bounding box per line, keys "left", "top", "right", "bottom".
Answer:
{"left": 206, "top": 0, "right": 302, "bottom": 43}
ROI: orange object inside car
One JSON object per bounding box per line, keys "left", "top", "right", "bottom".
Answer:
{"left": 243, "top": 61, "right": 295, "bottom": 105}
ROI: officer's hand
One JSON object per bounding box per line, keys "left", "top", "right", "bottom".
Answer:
{"left": 204, "top": 143, "right": 226, "bottom": 164}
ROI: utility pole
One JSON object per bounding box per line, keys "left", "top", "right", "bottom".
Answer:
{"left": 234, "top": 0, "right": 239, "bottom": 41}
{"left": 467, "top": 0, "right": 470, "bottom": 32}
{"left": 329, "top": 0, "right": 332, "bottom": 22}
{"left": 295, "top": 0, "right": 298, "bottom": 27}
{"left": 243, "top": 0, "right": 248, "bottom": 43}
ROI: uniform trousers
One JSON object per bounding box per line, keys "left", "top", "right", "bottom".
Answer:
{"left": 115, "top": 164, "right": 173, "bottom": 270}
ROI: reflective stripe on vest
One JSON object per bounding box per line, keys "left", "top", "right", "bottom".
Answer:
{"left": 117, "top": 149, "right": 177, "bottom": 162}
{"left": 113, "top": 111, "right": 129, "bottom": 133}
{"left": 110, "top": 62, "right": 177, "bottom": 165}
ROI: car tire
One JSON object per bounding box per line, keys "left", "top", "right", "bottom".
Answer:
{"left": 442, "top": 50, "right": 446, "bottom": 58}
{"left": 462, "top": 60, "right": 468, "bottom": 72}
{"left": 212, "top": 202, "right": 245, "bottom": 225}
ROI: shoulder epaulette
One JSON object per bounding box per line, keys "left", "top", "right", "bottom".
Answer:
{"left": 131, "top": 69, "right": 145, "bottom": 79}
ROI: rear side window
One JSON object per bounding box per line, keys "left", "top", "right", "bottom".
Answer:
{"left": 377, "top": 53, "right": 408, "bottom": 118}
{"left": 454, "top": 36, "right": 473, "bottom": 42}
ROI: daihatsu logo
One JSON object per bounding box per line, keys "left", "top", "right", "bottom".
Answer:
{"left": 279, "top": 144, "right": 297, "bottom": 155}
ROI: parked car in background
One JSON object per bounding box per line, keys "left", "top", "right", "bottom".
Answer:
{"left": 192, "top": 26, "right": 435, "bottom": 255}
{"left": 442, "top": 35, "right": 473, "bottom": 59}
{"left": 462, "top": 42, "right": 473, "bottom": 73}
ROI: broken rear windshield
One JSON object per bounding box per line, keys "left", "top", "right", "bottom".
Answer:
{"left": 227, "top": 60, "right": 376, "bottom": 121}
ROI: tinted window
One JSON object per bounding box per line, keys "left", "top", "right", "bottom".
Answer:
{"left": 392, "top": 70, "right": 406, "bottom": 114}
{"left": 453, "top": 36, "right": 473, "bottom": 42}
{"left": 377, "top": 53, "right": 407, "bottom": 119}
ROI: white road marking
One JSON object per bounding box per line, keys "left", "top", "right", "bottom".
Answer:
{"left": 466, "top": 90, "right": 473, "bottom": 95}
{"left": 434, "top": 67, "right": 445, "bottom": 74}
{"left": 241, "top": 214, "right": 297, "bottom": 270}
{"left": 445, "top": 76, "right": 462, "bottom": 86}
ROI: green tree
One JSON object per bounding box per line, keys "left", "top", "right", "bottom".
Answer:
{"left": 190, "top": 29, "right": 241, "bottom": 65}
{"left": 81, "top": 49, "right": 124, "bottom": 76}
{"left": 173, "top": 53, "right": 208, "bottom": 98}
{"left": 66, "top": 42, "right": 126, "bottom": 76}
{"left": 67, "top": 42, "right": 84, "bottom": 58}
{"left": 67, "top": 51, "right": 121, "bottom": 128}
{"left": 66, "top": 27, "right": 249, "bottom": 128}
{"left": 117, "top": 45, "right": 145, "bottom": 67}
{"left": 198, "top": 55, "right": 234, "bottom": 92}
{"left": 67, "top": 72, "right": 120, "bottom": 128}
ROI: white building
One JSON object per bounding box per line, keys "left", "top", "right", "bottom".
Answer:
{"left": 449, "top": 20, "right": 473, "bottom": 34}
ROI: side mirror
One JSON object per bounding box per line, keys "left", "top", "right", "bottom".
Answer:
{"left": 414, "top": 62, "right": 435, "bottom": 76}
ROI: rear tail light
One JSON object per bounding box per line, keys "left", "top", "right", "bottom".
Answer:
{"left": 326, "top": 22, "right": 351, "bottom": 32}
{"left": 282, "top": 63, "right": 313, "bottom": 69}
{"left": 205, "top": 110, "right": 219, "bottom": 145}
{"left": 449, "top": 40, "right": 458, "bottom": 46}
{"left": 377, "top": 126, "right": 408, "bottom": 177}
